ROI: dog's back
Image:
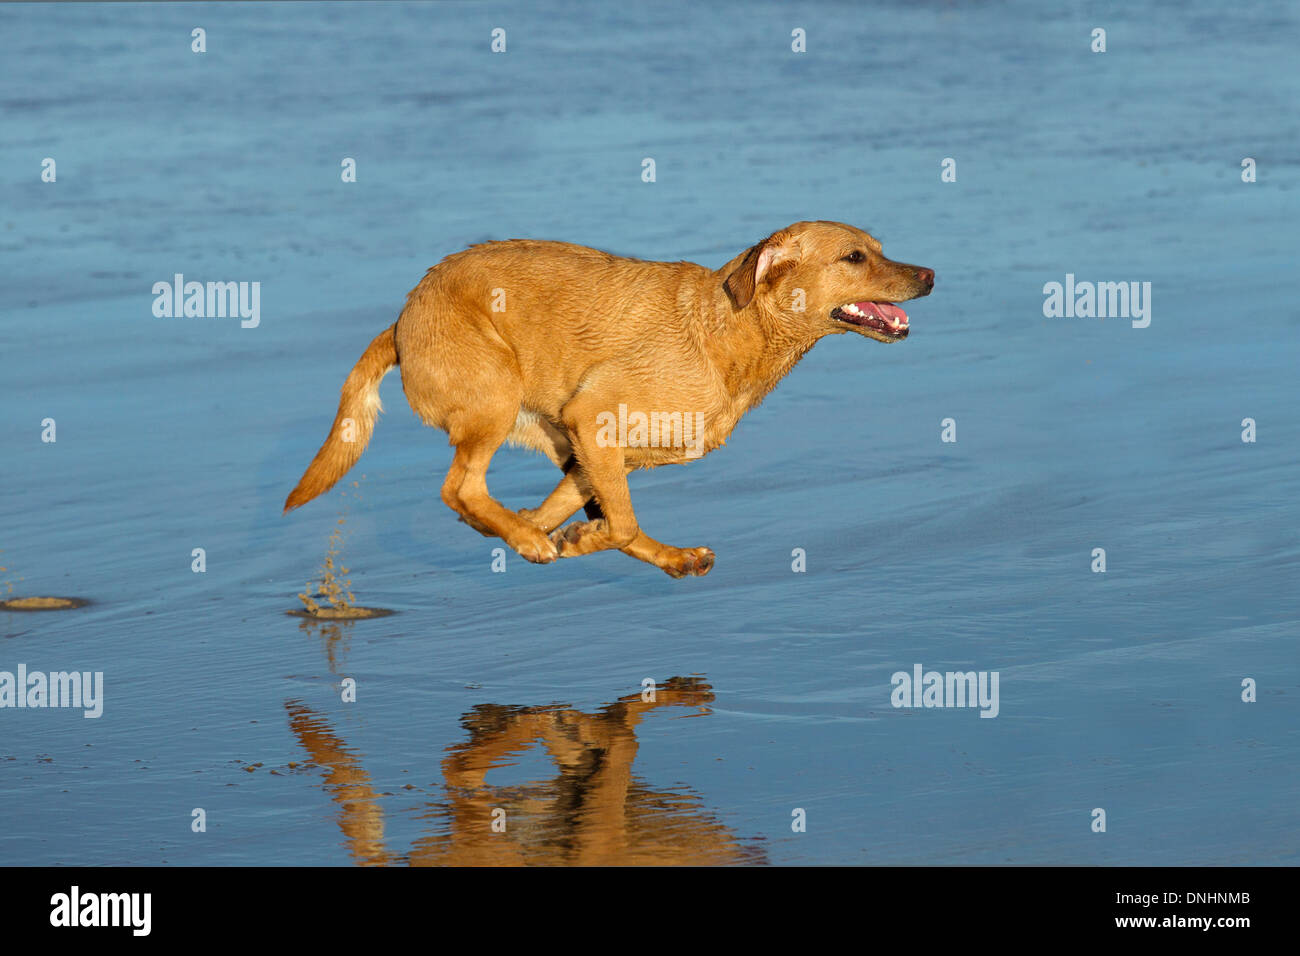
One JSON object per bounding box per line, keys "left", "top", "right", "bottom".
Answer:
{"left": 396, "top": 240, "right": 719, "bottom": 422}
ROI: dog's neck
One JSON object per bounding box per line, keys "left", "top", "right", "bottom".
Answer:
{"left": 701, "top": 284, "right": 824, "bottom": 414}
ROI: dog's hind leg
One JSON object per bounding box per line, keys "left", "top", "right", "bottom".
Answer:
{"left": 442, "top": 439, "right": 557, "bottom": 564}
{"left": 439, "top": 395, "right": 558, "bottom": 565}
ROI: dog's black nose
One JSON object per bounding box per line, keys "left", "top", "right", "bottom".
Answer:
{"left": 915, "top": 267, "right": 935, "bottom": 289}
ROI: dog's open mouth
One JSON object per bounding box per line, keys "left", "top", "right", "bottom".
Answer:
{"left": 831, "top": 301, "right": 909, "bottom": 339}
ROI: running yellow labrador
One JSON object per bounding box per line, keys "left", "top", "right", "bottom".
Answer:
{"left": 285, "top": 221, "right": 934, "bottom": 577}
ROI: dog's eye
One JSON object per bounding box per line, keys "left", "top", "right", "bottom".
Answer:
{"left": 842, "top": 251, "right": 865, "bottom": 263}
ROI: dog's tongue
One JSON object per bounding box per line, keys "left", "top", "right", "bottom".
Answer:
{"left": 858, "top": 302, "right": 908, "bottom": 325}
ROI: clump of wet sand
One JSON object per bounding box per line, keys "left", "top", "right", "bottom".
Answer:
{"left": 0, "top": 596, "right": 89, "bottom": 611}
{"left": 292, "top": 480, "right": 393, "bottom": 620}
{"left": 287, "top": 604, "right": 391, "bottom": 620}
{"left": 0, "top": 552, "right": 87, "bottom": 611}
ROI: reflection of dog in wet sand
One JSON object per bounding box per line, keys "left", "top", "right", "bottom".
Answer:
{"left": 285, "top": 678, "right": 765, "bottom": 866}
{"left": 284, "top": 222, "right": 933, "bottom": 576}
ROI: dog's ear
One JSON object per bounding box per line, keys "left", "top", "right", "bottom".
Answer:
{"left": 724, "top": 230, "right": 798, "bottom": 309}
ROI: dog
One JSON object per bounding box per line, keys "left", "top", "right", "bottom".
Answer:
{"left": 284, "top": 221, "right": 934, "bottom": 577}
{"left": 285, "top": 678, "right": 765, "bottom": 864}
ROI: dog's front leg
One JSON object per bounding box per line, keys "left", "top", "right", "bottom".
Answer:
{"left": 620, "top": 532, "right": 714, "bottom": 578}
{"left": 551, "top": 395, "right": 714, "bottom": 576}
{"left": 550, "top": 395, "right": 641, "bottom": 557}
{"left": 518, "top": 458, "right": 597, "bottom": 533}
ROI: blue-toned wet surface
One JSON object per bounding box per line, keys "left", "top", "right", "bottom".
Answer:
{"left": 1, "top": 0, "right": 1297, "bottom": 864}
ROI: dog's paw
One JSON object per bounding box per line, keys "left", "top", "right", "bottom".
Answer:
{"left": 510, "top": 527, "right": 559, "bottom": 564}
{"left": 550, "top": 519, "right": 605, "bottom": 557}
{"left": 662, "top": 547, "right": 715, "bottom": 578}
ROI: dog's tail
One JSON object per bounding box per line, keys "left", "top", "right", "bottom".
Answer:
{"left": 283, "top": 324, "right": 398, "bottom": 513}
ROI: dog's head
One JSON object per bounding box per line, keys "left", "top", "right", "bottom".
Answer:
{"left": 723, "top": 221, "right": 934, "bottom": 343}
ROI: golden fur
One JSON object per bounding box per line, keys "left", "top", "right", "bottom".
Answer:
{"left": 285, "top": 221, "right": 933, "bottom": 576}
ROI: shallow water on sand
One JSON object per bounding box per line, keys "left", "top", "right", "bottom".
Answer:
{"left": 1, "top": 1, "right": 1297, "bottom": 864}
